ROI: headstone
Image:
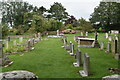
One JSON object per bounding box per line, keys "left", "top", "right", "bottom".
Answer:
{"left": 81, "top": 32, "right": 83, "bottom": 36}
{"left": 19, "top": 37, "right": 23, "bottom": 43}
{"left": 6, "top": 41, "right": 9, "bottom": 49}
{"left": 106, "top": 42, "right": 111, "bottom": 53}
{"left": 27, "top": 40, "right": 31, "bottom": 51}
{"left": 13, "top": 40, "right": 17, "bottom": 46}
{"left": 108, "top": 36, "right": 112, "bottom": 41}
{"left": 115, "top": 35, "right": 120, "bottom": 60}
{"left": 73, "top": 49, "right": 82, "bottom": 67}
{"left": 7, "top": 36, "right": 10, "bottom": 42}
{"left": 70, "top": 43, "right": 74, "bottom": 56}
{"left": 79, "top": 53, "right": 90, "bottom": 77}
{"left": 102, "top": 74, "right": 120, "bottom": 80}
{"left": 57, "top": 30, "right": 59, "bottom": 36}
{"left": 115, "top": 35, "right": 118, "bottom": 41}
{"left": 67, "top": 41, "right": 72, "bottom": 53}
{"left": 93, "top": 31, "right": 100, "bottom": 48}
{"left": 111, "top": 30, "right": 119, "bottom": 34}
{"left": 112, "top": 39, "right": 117, "bottom": 54}
{"left": 86, "top": 32, "right": 88, "bottom": 36}
{"left": 100, "top": 42, "right": 104, "bottom": 50}
{"left": 106, "top": 33, "right": 109, "bottom": 39}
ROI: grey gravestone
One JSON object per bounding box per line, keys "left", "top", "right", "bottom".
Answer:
{"left": 13, "top": 40, "right": 17, "bottom": 46}
{"left": 67, "top": 41, "right": 72, "bottom": 53}
{"left": 6, "top": 41, "right": 9, "bottom": 49}
{"left": 0, "top": 70, "right": 38, "bottom": 79}
{"left": 115, "top": 35, "right": 120, "bottom": 60}
{"left": 93, "top": 31, "right": 100, "bottom": 48}
{"left": 19, "top": 37, "right": 23, "bottom": 43}
{"left": 27, "top": 40, "right": 31, "bottom": 51}
{"left": 57, "top": 30, "right": 60, "bottom": 36}
{"left": 112, "top": 39, "right": 117, "bottom": 54}
{"left": 79, "top": 53, "right": 90, "bottom": 77}
{"left": 86, "top": 32, "right": 88, "bottom": 36}
{"left": 108, "top": 36, "right": 112, "bottom": 41}
{"left": 70, "top": 43, "right": 74, "bottom": 56}
{"left": 100, "top": 42, "right": 104, "bottom": 50}
{"left": 81, "top": 32, "right": 83, "bottom": 36}
{"left": 73, "top": 49, "right": 82, "bottom": 67}
{"left": 106, "top": 33, "right": 108, "bottom": 39}
{"left": 7, "top": 36, "right": 10, "bottom": 42}
{"left": 106, "top": 42, "right": 111, "bottom": 53}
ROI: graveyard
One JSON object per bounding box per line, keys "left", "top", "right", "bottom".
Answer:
{"left": 0, "top": 0, "right": 120, "bottom": 79}
{"left": 0, "top": 32, "right": 120, "bottom": 78}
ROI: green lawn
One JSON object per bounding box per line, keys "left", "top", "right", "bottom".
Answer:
{"left": 1, "top": 33, "right": 119, "bottom": 78}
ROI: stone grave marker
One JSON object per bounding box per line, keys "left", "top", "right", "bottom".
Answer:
{"left": 57, "top": 30, "right": 59, "bottom": 36}
{"left": 67, "top": 41, "right": 72, "bottom": 53}
{"left": 112, "top": 39, "right": 117, "bottom": 54}
{"left": 86, "top": 32, "right": 88, "bottom": 36}
{"left": 7, "top": 36, "right": 10, "bottom": 42}
{"left": 6, "top": 41, "right": 9, "bottom": 49}
{"left": 19, "top": 37, "right": 23, "bottom": 43}
{"left": 13, "top": 40, "right": 17, "bottom": 46}
{"left": 70, "top": 43, "right": 74, "bottom": 56}
{"left": 27, "top": 40, "right": 31, "bottom": 51}
{"left": 73, "top": 49, "right": 82, "bottom": 67}
{"left": 105, "top": 33, "right": 108, "bottom": 39}
{"left": 79, "top": 53, "right": 90, "bottom": 77}
{"left": 105, "top": 42, "right": 111, "bottom": 53}
{"left": 81, "top": 32, "right": 83, "bottom": 36}
{"left": 100, "top": 42, "right": 104, "bottom": 50}
{"left": 108, "top": 36, "right": 112, "bottom": 41}
{"left": 115, "top": 35, "right": 120, "bottom": 60}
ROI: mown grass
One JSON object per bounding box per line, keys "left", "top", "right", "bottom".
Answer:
{"left": 1, "top": 33, "right": 119, "bottom": 78}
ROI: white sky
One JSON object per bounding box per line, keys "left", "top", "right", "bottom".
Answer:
{"left": 1, "top": 0, "right": 101, "bottom": 20}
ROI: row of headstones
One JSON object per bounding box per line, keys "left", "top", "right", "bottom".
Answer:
{"left": 100, "top": 36, "right": 120, "bottom": 60}
{"left": 80, "top": 32, "right": 88, "bottom": 36}
{"left": 105, "top": 33, "right": 118, "bottom": 41}
{"left": 61, "top": 36, "right": 90, "bottom": 77}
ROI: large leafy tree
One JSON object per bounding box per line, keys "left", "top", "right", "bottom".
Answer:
{"left": 89, "top": 1, "right": 120, "bottom": 31}
{"left": 47, "top": 2, "right": 69, "bottom": 22}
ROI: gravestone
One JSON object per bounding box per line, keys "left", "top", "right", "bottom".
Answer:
{"left": 86, "top": 32, "right": 88, "bottom": 36}
{"left": 106, "top": 42, "right": 111, "bottom": 53}
{"left": 57, "top": 30, "right": 59, "bottom": 36}
{"left": 81, "top": 32, "right": 83, "bottom": 36}
{"left": 79, "top": 53, "right": 90, "bottom": 77}
{"left": 13, "top": 40, "right": 17, "bottom": 46}
{"left": 112, "top": 39, "right": 117, "bottom": 54}
{"left": 19, "top": 37, "right": 23, "bottom": 43}
{"left": 6, "top": 41, "right": 9, "bottom": 49}
{"left": 27, "top": 40, "right": 31, "bottom": 51}
{"left": 70, "top": 43, "right": 74, "bottom": 56}
{"left": 67, "top": 41, "right": 72, "bottom": 53}
{"left": 115, "top": 35, "right": 120, "bottom": 60}
{"left": 73, "top": 49, "right": 82, "bottom": 67}
{"left": 108, "top": 36, "right": 112, "bottom": 41}
{"left": 100, "top": 42, "right": 104, "bottom": 50}
{"left": 7, "top": 36, "right": 10, "bottom": 42}
{"left": 93, "top": 31, "right": 100, "bottom": 48}
{"left": 106, "top": 33, "right": 109, "bottom": 39}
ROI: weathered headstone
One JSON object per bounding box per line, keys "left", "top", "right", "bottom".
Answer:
{"left": 70, "top": 43, "right": 74, "bottom": 56}
{"left": 57, "top": 30, "right": 59, "bottom": 36}
{"left": 81, "top": 32, "right": 83, "bottom": 36}
{"left": 73, "top": 49, "right": 82, "bottom": 67}
{"left": 86, "top": 32, "right": 88, "bottom": 36}
{"left": 6, "top": 41, "right": 9, "bottom": 49}
{"left": 79, "top": 53, "right": 90, "bottom": 77}
{"left": 7, "top": 36, "right": 10, "bottom": 42}
{"left": 115, "top": 35, "right": 120, "bottom": 60}
{"left": 67, "top": 41, "right": 72, "bottom": 53}
{"left": 100, "top": 42, "right": 104, "bottom": 50}
{"left": 13, "top": 40, "right": 17, "bottom": 46}
{"left": 106, "top": 42, "right": 111, "bottom": 53}
{"left": 27, "top": 40, "right": 31, "bottom": 51}
{"left": 19, "top": 37, "right": 23, "bottom": 43}
{"left": 93, "top": 31, "right": 100, "bottom": 48}
{"left": 106, "top": 33, "right": 109, "bottom": 39}
{"left": 112, "top": 39, "right": 117, "bottom": 54}
{"left": 108, "top": 36, "right": 112, "bottom": 41}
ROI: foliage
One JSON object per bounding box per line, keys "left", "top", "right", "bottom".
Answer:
{"left": 2, "top": 24, "right": 9, "bottom": 38}
{"left": 89, "top": 2, "right": 120, "bottom": 31}
{"left": 65, "top": 24, "right": 73, "bottom": 29}
{"left": 47, "top": 2, "right": 69, "bottom": 22}
{"left": 79, "top": 18, "right": 93, "bottom": 32}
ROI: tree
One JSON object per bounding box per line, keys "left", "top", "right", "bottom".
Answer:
{"left": 89, "top": 1, "right": 120, "bottom": 31}
{"left": 79, "top": 18, "right": 93, "bottom": 32}
{"left": 48, "top": 2, "right": 69, "bottom": 22}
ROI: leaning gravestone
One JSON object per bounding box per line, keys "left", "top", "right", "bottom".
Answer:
{"left": 73, "top": 49, "right": 82, "bottom": 67}
{"left": 0, "top": 70, "right": 38, "bottom": 79}
{"left": 100, "top": 42, "right": 104, "bottom": 50}
{"left": 105, "top": 42, "right": 111, "bottom": 53}
{"left": 79, "top": 53, "right": 90, "bottom": 77}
